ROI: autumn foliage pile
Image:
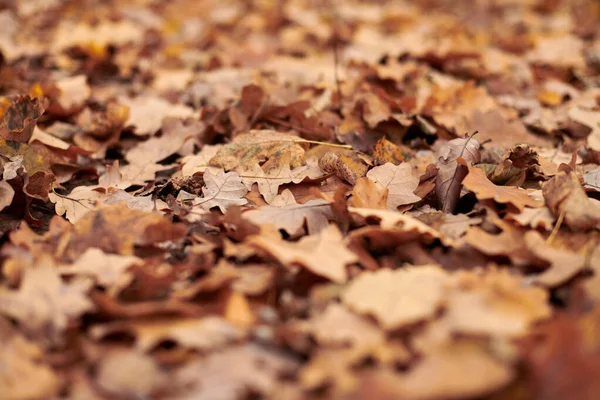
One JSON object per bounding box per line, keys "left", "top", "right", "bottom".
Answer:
{"left": 2, "top": 0, "right": 600, "bottom": 399}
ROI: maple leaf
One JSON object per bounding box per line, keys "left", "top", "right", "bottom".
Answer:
{"left": 366, "top": 162, "right": 421, "bottom": 210}
{"left": 341, "top": 265, "right": 450, "bottom": 330}
{"left": 462, "top": 166, "right": 543, "bottom": 211}
{"left": 196, "top": 168, "right": 248, "bottom": 213}
{"left": 243, "top": 189, "right": 332, "bottom": 236}
{"left": 0, "top": 257, "right": 94, "bottom": 340}
{"left": 435, "top": 136, "right": 481, "bottom": 213}
{"left": 248, "top": 224, "right": 358, "bottom": 283}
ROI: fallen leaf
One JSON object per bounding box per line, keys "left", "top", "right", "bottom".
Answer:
{"left": 121, "top": 96, "right": 196, "bottom": 135}
{"left": 507, "top": 206, "right": 555, "bottom": 230}
{"left": 0, "top": 256, "right": 94, "bottom": 340}
{"left": 350, "top": 177, "right": 388, "bottom": 209}
{"left": 90, "top": 316, "right": 242, "bottom": 352}
{"left": 181, "top": 144, "right": 223, "bottom": 176}
{"left": 196, "top": 168, "right": 248, "bottom": 213}
{"left": 463, "top": 166, "right": 543, "bottom": 211}
{"left": 0, "top": 180, "right": 15, "bottom": 211}
{"left": 0, "top": 95, "right": 48, "bottom": 142}
{"left": 243, "top": 190, "right": 332, "bottom": 236}
{"left": 225, "top": 291, "right": 255, "bottom": 329}
{"left": 248, "top": 224, "right": 358, "bottom": 283}
{"left": 54, "top": 75, "right": 91, "bottom": 112}
{"left": 341, "top": 265, "right": 450, "bottom": 330}
{"left": 366, "top": 162, "right": 421, "bottom": 210}
{"left": 435, "top": 137, "right": 481, "bottom": 212}
{"left": 319, "top": 151, "right": 369, "bottom": 185}
{"left": 373, "top": 137, "right": 404, "bottom": 165}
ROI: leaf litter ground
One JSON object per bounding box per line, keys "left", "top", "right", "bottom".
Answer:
{"left": 1, "top": 0, "right": 600, "bottom": 399}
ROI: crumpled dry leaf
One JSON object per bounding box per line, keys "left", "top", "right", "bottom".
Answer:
{"left": 196, "top": 168, "right": 248, "bottom": 213}
{"left": 0, "top": 95, "right": 48, "bottom": 142}
{"left": 543, "top": 171, "right": 600, "bottom": 230}
{"left": 341, "top": 265, "right": 450, "bottom": 330}
{"left": 435, "top": 137, "right": 481, "bottom": 213}
{"left": 366, "top": 162, "right": 421, "bottom": 210}
{"left": 248, "top": 224, "right": 358, "bottom": 283}
{"left": 319, "top": 151, "right": 369, "bottom": 185}
{"left": 243, "top": 189, "right": 332, "bottom": 236}
{"left": 463, "top": 166, "right": 543, "bottom": 211}
{"left": 0, "top": 256, "right": 94, "bottom": 340}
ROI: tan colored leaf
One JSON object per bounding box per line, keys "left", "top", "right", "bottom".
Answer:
{"left": 209, "top": 129, "right": 306, "bottom": 171}
{"left": 49, "top": 186, "right": 104, "bottom": 223}
{"left": 350, "top": 177, "right": 388, "bottom": 209}
{"left": 0, "top": 319, "right": 59, "bottom": 400}
{"left": 463, "top": 166, "right": 543, "bottom": 211}
{"left": 367, "top": 162, "right": 421, "bottom": 209}
{"left": 295, "top": 303, "right": 384, "bottom": 347}
{"left": 507, "top": 206, "right": 555, "bottom": 230}
{"left": 238, "top": 157, "right": 324, "bottom": 203}
{"left": 569, "top": 107, "right": 600, "bottom": 151}
{"left": 96, "top": 350, "right": 167, "bottom": 398}
{"left": 525, "top": 231, "right": 588, "bottom": 287}
{"left": 445, "top": 268, "right": 551, "bottom": 337}
{"left": 319, "top": 151, "right": 369, "bottom": 185}
{"left": 435, "top": 137, "right": 481, "bottom": 212}
{"left": 243, "top": 190, "right": 332, "bottom": 236}
{"left": 181, "top": 144, "right": 223, "bottom": 176}
{"left": 55, "top": 75, "right": 91, "bottom": 111}
{"left": 225, "top": 291, "right": 255, "bottom": 329}
{"left": 58, "top": 248, "right": 142, "bottom": 295}
{"left": 0, "top": 180, "right": 15, "bottom": 212}
{"left": 90, "top": 317, "right": 243, "bottom": 352}
{"left": 396, "top": 340, "right": 514, "bottom": 400}
{"left": 248, "top": 224, "right": 358, "bottom": 283}
{"left": 196, "top": 168, "right": 248, "bottom": 213}
{"left": 341, "top": 265, "right": 450, "bottom": 330}
{"left": 584, "top": 167, "right": 600, "bottom": 191}
{"left": 53, "top": 20, "right": 144, "bottom": 51}
{"left": 464, "top": 219, "right": 531, "bottom": 265}
{"left": 120, "top": 96, "right": 196, "bottom": 135}
{"left": 0, "top": 256, "right": 94, "bottom": 339}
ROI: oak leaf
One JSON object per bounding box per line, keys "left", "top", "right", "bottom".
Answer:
{"left": 435, "top": 137, "right": 481, "bottom": 212}
{"left": 243, "top": 189, "right": 332, "bottom": 236}
{"left": 248, "top": 224, "right": 358, "bottom": 283}
{"left": 121, "top": 96, "right": 196, "bottom": 136}
{"left": 366, "top": 162, "right": 421, "bottom": 210}
{"left": 463, "top": 166, "right": 543, "bottom": 211}
{"left": 196, "top": 168, "right": 248, "bottom": 213}
{"left": 0, "top": 95, "right": 48, "bottom": 142}
{"left": 341, "top": 265, "right": 450, "bottom": 330}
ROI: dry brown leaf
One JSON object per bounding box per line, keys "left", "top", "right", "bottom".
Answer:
{"left": 0, "top": 95, "right": 48, "bottom": 142}
{"left": 244, "top": 190, "right": 332, "bottom": 236}
{"left": 0, "top": 180, "right": 15, "bottom": 212}
{"left": 121, "top": 96, "right": 196, "bottom": 135}
{"left": 507, "top": 206, "right": 555, "bottom": 230}
{"left": 55, "top": 75, "right": 91, "bottom": 112}
{"left": 0, "top": 256, "right": 94, "bottom": 339}
{"left": 49, "top": 186, "right": 104, "bottom": 223}
{"left": 350, "top": 177, "right": 388, "bottom": 209}
{"left": 435, "top": 137, "right": 481, "bottom": 212}
{"left": 341, "top": 265, "right": 450, "bottom": 330}
{"left": 525, "top": 231, "right": 588, "bottom": 287}
{"left": 584, "top": 167, "right": 600, "bottom": 191}
{"left": 181, "top": 144, "right": 223, "bottom": 176}
{"left": 463, "top": 166, "right": 543, "bottom": 211}
{"left": 464, "top": 219, "right": 531, "bottom": 265}
{"left": 319, "top": 151, "right": 370, "bottom": 185}
{"left": 445, "top": 268, "right": 551, "bottom": 337}
{"left": 248, "top": 224, "right": 358, "bottom": 283}
{"left": 366, "top": 162, "right": 421, "bottom": 210}
{"left": 225, "top": 291, "right": 255, "bottom": 329}
{"left": 90, "top": 316, "right": 242, "bottom": 352}
{"left": 542, "top": 171, "right": 600, "bottom": 230}
{"left": 373, "top": 137, "right": 404, "bottom": 165}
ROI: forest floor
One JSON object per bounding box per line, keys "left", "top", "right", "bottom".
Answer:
{"left": 1, "top": 0, "right": 600, "bottom": 399}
